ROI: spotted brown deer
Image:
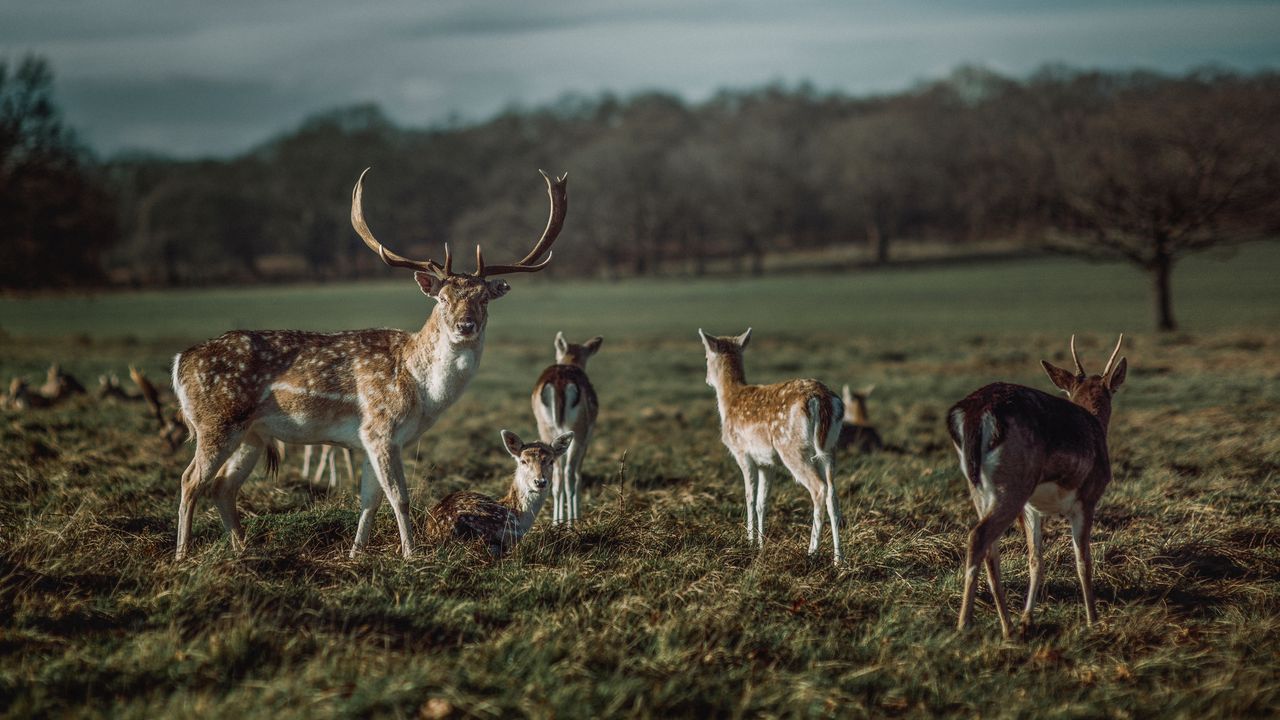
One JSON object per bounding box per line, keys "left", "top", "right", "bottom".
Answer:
{"left": 948, "top": 334, "right": 1127, "bottom": 637}
{"left": 425, "top": 430, "right": 573, "bottom": 556}
{"left": 532, "top": 332, "right": 602, "bottom": 525}
{"left": 171, "top": 168, "right": 568, "bottom": 560}
{"left": 699, "top": 328, "right": 845, "bottom": 565}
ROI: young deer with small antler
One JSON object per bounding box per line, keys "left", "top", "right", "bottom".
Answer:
{"left": 532, "top": 332, "right": 602, "bottom": 525}
{"left": 171, "top": 168, "right": 568, "bottom": 560}
{"left": 700, "top": 329, "right": 845, "bottom": 565}
{"left": 426, "top": 430, "right": 573, "bottom": 556}
{"left": 948, "top": 334, "right": 1127, "bottom": 637}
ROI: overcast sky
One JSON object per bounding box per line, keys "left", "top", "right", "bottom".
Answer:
{"left": 3, "top": 0, "right": 1278, "bottom": 158}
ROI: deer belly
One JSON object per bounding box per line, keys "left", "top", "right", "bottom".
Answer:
{"left": 1027, "top": 482, "right": 1078, "bottom": 516}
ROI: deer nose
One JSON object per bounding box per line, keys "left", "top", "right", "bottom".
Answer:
{"left": 456, "top": 321, "right": 477, "bottom": 335}
{"left": 535, "top": 477, "right": 549, "bottom": 489}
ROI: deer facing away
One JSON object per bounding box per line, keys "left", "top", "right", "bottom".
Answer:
{"left": 700, "top": 328, "right": 845, "bottom": 565}
{"left": 171, "top": 168, "right": 567, "bottom": 560}
{"left": 531, "top": 332, "right": 602, "bottom": 525}
{"left": 837, "top": 384, "right": 883, "bottom": 454}
{"left": 425, "top": 430, "right": 572, "bottom": 556}
{"left": 947, "top": 334, "right": 1127, "bottom": 637}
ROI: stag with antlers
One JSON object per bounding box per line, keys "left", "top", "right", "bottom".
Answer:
{"left": 171, "top": 169, "right": 568, "bottom": 560}
{"left": 948, "top": 334, "right": 1127, "bottom": 637}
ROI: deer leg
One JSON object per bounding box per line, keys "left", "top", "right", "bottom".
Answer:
{"left": 301, "top": 444, "right": 312, "bottom": 477}
{"left": 958, "top": 507, "right": 1020, "bottom": 635}
{"left": 550, "top": 455, "right": 565, "bottom": 525}
{"left": 312, "top": 445, "right": 332, "bottom": 485}
{"left": 362, "top": 441, "right": 415, "bottom": 558}
{"left": 341, "top": 448, "right": 355, "bottom": 487}
{"left": 735, "top": 456, "right": 758, "bottom": 545}
{"left": 754, "top": 466, "right": 772, "bottom": 548}
{"left": 780, "top": 451, "right": 830, "bottom": 560}
{"left": 1069, "top": 504, "right": 1098, "bottom": 626}
{"left": 1020, "top": 507, "right": 1044, "bottom": 632}
{"left": 350, "top": 457, "right": 383, "bottom": 557}
{"left": 817, "top": 454, "right": 843, "bottom": 565}
{"left": 176, "top": 432, "right": 240, "bottom": 561}
{"left": 210, "top": 437, "right": 264, "bottom": 552}
{"left": 326, "top": 447, "right": 338, "bottom": 488}
{"left": 567, "top": 434, "right": 588, "bottom": 525}
{"left": 984, "top": 535, "right": 1014, "bottom": 639}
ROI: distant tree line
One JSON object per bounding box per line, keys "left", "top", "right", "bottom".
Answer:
{"left": 4, "top": 55, "right": 1279, "bottom": 329}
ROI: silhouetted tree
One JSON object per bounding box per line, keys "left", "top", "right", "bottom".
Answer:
{"left": 1043, "top": 71, "right": 1280, "bottom": 331}
{"left": 0, "top": 55, "right": 117, "bottom": 289}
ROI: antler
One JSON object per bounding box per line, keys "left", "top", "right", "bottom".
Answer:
{"left": 1101, "top": 333, "right": 1124, "bottom": 378}
{"left": 475, "top": 170, "right": 568, "bottom": 277}
{"left": 351, "top": 168, "right": 451, "bottom": 278}
{"left": 1069, "top": 334, "right": 1087, "bottom": 377}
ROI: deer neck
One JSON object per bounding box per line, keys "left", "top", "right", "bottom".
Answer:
{"left": 709, "top": 356, "right": 749, "bottom": 419}
{"left": 849, "top": 399, "right": 871, "bottom": 426}
{"left": 404, "top": 310, "right": 485, "bottom": 406}
{"left": 500, "top": 475, "right": 547, "bottom": 537}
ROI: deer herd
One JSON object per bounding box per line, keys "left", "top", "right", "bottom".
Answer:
{"left": 7, "top": 169, "right": 1132, "bottom": 639}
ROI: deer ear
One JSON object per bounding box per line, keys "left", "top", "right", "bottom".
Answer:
{"left": 1041, "top": 360, "right": 1077, "bottom": 394}
{"left": 736, "top": 328, "right": 752, "bottom": 348}
{"left": 859, "top": 384, "right": 876, "bottom": 397}
{"left": 841, "top": 384, "right": 854, "bottom": 406}
{"left": 500, "top": 429, "right": 523, "bottom": 457}
{"left": 551, "top": 431, "right": 575, "bottom": 456}
{"left": 1107, "top": 357, "right": 1128, "bottom": 392}
{"left": 486, "top": 279, "right": 511, "bottom": 300}
{"left": 555, "top": 332, "right": 568, "bottom": 356}
{"left": 414, "top": 272, "right": 444, "bottom": 297}
{"left": 698, "top": 329, "right": 714, "bottom": 352}
{"left": 583, "top": 336, "right": 603, "bottom": 355}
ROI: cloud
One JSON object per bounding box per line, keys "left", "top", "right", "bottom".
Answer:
{"left": 3, "top": 0, "right": 1278, "bottom": 157}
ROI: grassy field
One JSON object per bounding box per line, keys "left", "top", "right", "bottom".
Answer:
{"left": 2, "top": 246, "right": 1279, "bottom": 717}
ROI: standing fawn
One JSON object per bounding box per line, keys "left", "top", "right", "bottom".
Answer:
{"left": 171, "top": 168, "right": 568, "bottom": 560}
{"left": 948, "top": 334, "right": 1127, "bottom": 637}
{"left": 426, "top": 430, "right": 573, "bottom": 556}
{"left": 837, "top": 384, "right": 883, "bottom": 453}
{"left": 531, "top": 332, "right": 602, "bottom": 525}
{"left": 699, "top": 328, "right": 845, "bottom": 565}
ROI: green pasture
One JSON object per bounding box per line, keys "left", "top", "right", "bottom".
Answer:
{"left": 1, "top": 245, "right": 1278, "bottom": 718}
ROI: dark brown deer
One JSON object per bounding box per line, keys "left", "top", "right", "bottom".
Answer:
{"left": 171, "top": 168, "right": 568, "bottom": 560}
{"left": 947, "top": 334, "right": 1127, "bottom": 637}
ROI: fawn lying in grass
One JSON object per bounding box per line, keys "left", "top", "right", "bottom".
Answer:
{"left": 426, "top": 430, "right": 573, "bottom": 556}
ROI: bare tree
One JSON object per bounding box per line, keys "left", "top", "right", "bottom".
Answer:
{"left": 1044, "top": 72, "right": 1280, "bottom": 331}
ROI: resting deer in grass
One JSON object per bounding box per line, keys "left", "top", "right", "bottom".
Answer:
{"left": 532, "top": 332, "right": 602, "bottom": 525}
{"left": 837, "top": 384, "right": 883, "bottom": 454}
{"left": 171, "top": 168, "right": 568, "bottom": 560}
{"left": 40, "top": 364, "right": 86, "bottom": 401}
{"left": 699, "top": 328, "right": 845, "bottom": 565}
{"left": 426, "top": 430, "right": 572, "bottom": 556}
{"left": 948, "top": 334, "right": 1127, "bottom": 638}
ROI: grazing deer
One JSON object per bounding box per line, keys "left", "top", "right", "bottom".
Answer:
{"left": 837, "top": 384, "right": 883, "bottom": 454}
{"left": 699, "top": 328, "right": 845, "bottom": 565}
{"left": 128, "top": 365, "right": 189, "bottom": 450}
{"left": 426, "top": 430, "right": 573, "bottom": 556}
{"left": 532, "top": 332, "right": 602, "bottom": 525}
{"left": 948, "top": 334, "right": 1128, "bottom": 637}
{"left": 171, "top": 168, "right": 568, "bottom": 560}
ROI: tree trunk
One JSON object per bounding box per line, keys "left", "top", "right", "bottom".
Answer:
{"left": 1151, "top": 252, "right": 1177, "bottom": 332}
{"left": 867, "top": 220, "right": 889, "bottom": 265}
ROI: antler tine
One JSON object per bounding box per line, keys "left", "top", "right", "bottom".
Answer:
{"left": 478, "top": 170, "right": 568, "bottom": 277}
{"left": 1102, "top": 333, "right": 1125, "bottom": 378}
{"left": 1070, "top": 334, "right": 1086, "bottom": 376}
{"left": 351, "top": 168, "right": 447, "bottom": 277}
{"left": 475, "top": 244, "right": 485, "bottom": 276}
